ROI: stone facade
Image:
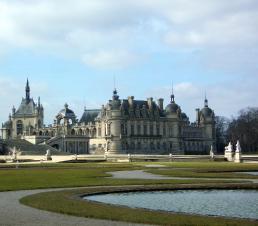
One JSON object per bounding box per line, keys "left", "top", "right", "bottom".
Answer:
{"left": 1, "top": 80, "right": 216, "bottom": 155}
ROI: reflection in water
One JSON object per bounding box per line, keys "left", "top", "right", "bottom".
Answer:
{"left": 85, "top": 190, "right": 258, "bottom": 219}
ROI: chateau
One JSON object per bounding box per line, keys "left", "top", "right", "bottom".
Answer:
{"left": 1, "top": 80, "right": 216, "bottom": 155}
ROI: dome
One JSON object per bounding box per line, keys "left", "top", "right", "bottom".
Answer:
{"left": 165, "top": 102, "right": 179, "bottom": 114}
{"left": 181, "top": 112, "right": 188, "bottom": 120}
{"left": 201, "top": 97, "right": 213, "bottom": 118}
{"left": 201, "top": 107, "right": 213, "bottom": 118}
{"left": 56, "top": 103, "right": 76, "bottom": 122}
{"left": 165, "top": 93, "right": 181, "bottom": 115}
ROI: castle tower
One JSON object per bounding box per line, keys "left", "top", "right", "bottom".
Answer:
{"left": 106, "top": 89, "right": 123, "bottom": 154}
{"left": 199, "top": 95, "right": 216, "bottom": 152}
{"left": 1, "top": 79, "right": 44, "bottom": 139}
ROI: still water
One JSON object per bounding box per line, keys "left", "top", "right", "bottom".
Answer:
{"left": 85, "top": 189, "right": 258, "bottom": 219}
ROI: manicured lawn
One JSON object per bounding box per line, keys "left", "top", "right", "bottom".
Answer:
{"left": 1, "top": 162, "right": 258, "bottom": 191}
{"left": 1, "top": 161, "right": 258, "bottom": 225}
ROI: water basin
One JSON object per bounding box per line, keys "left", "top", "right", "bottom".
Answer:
{"left": 85, "top": 189, "right": 258, "bottom": 219}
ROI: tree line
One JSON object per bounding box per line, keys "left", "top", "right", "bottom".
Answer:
{"left": 216, "top": 107, "right": 258, "bottom": 153}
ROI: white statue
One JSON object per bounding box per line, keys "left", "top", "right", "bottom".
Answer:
{"left": 236, "top": 140, "right": 241, "bottom": 153}
{"left": 224, "top": 142, "right": 233, "bottom": 162}
{"left": 128, "top": 153, "right": 131, "bottom": 162}
{"left": 11, "top": 147, "right": 17, "bottom": 162}
{"left": 228, "top": 142, "right": 233, "bottom": 152}
{"left": 45, "top": 149, "right": 52, "bottom": 160}
{"left": 234, "top": 140, "right": 242, "bottom": 163}
{"left": 210, "top": 145, "right": 214, "bottom": 160}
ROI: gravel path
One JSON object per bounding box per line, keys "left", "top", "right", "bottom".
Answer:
{"left": 109, "top": 170, "right": 173, "bottom": 180}
{"left": 109, "top": 170, "right": 258, "bottom": 183}
{"left": 0, "top": 188, "right": 149, "bottom": 226}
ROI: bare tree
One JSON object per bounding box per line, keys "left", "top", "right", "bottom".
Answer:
{"left": 227, "top": 107, "right": 258, "bottom": 153}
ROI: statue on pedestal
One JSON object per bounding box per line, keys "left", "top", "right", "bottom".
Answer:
{"left": 45, "top": 149, "right": 52, "bottom": 161}
{"left": 234, "top": 140, "right": 242, "bottom": 163}
{"left": 224, "top": 142, "right": 233, "bottom": 162}
{"left": 210, "top": 145, "right": 215, "bottom": 160}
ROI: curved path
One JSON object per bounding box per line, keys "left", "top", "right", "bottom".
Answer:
{"left": 109, "top": 170, "right": 258, "bottom": 183}
{"left": 1, "top": 169, "right": 257, "bottom": 226}
{"left": 0, "top": 188, "right": 150, "bottom": 226}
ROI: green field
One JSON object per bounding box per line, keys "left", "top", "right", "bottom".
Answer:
{"left": 1, "top": 161, "right": 258, "bottom": 226}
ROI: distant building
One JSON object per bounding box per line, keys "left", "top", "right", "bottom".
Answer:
{"left": 1, "top": 80, "right": 216, "bottom": 155}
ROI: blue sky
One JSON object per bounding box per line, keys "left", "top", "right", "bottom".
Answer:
{"left": 0, "top": 0, "right": 257, "bottom": 124}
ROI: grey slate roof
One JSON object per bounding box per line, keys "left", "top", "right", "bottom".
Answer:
{"left": 79, "top": 109, "right": 100, "bottom": 123}
{"left": 14, "top": 98, "right": 37, "bottom": 116}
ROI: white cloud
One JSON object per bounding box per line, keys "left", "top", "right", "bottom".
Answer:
{"left": 0, "top": 0, "right": 257, "bottom": 71}
{"left": 82, "top": 50, "right": 141, "bottom": 69}
{"left": 146, "top": 79, "right": 258, "bottom": 121}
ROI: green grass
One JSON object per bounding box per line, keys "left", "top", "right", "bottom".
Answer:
{"left": 20, "top": 184, "right": 258, "bottom": 226}
{"left": 1, "top": 162, "right": 258, "bottom": 191}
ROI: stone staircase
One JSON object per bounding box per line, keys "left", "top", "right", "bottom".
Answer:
{"left": 4, "top": 139, "right": 68, "bottom": 155}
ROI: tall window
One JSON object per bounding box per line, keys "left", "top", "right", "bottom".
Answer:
{"left": 150, "top": 125, "right": 153, "bottom": 135}
{"left": 16, "top": 120, "right": 23, "bottom": 135}
{"left": 98, "top": 127, "right": 101, "bottom": 137}
{"left": 137, "top": 124, "right": 141, "bottom": 135}
{"left": 121, "top": 124, "right": 125, "bottom": 135}
{"left": 124, "top": 124, "right": 127, "bottom": 135}
{"left": 143, "top": 125, "right": 147, "bottom": 135}
{"left": 107, "top": 124, "right": 111, "bottom": 136}
{"left": 137, "top": 142, "right": 141, "bottom": 150}
{"left": 156, "top": 124, "right": 160, "bottom": 136}
{"left": 163, "top": 124, "right": 166, "bottom": 136}
{"left": 38, "top": 119, "right": 41, "bottom": 128}
{"left": 131, "top": 125, "right": 134, "bottom": 135}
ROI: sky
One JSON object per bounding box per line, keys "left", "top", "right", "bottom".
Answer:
{"left": 0, "top": 0, "right": 257, "bottom": 125}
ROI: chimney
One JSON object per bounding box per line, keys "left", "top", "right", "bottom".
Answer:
{"left": 128, "top": 96, "right": 134, "bottom": 106}
{"left": 147, "top": 97, "right": 153, "bottom": 109}
{"left": 157, "top": 98, "right": 164, "bottom": 111}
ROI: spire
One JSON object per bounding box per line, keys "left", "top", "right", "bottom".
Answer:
{"left": 25, "top": 78, "right": 30, "bottom": 101}
{"left": 38, "top": 96, "right": 40, "bottom": 107}
{"left": 204, "top": 92, "right": 208, "bottom": 107}
{"left": 112, "top": 76, "right": 119, "bottom": 100}
{"left": 170, "top": 82, "right": 175, "bottom": 103}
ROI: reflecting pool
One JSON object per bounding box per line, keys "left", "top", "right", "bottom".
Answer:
{"left": 85, "top": 190, "right": 258, "bottom": 219}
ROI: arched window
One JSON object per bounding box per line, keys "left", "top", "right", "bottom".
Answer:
{"left": 16, "top": 120, "right": 23, "bottom": 135}
{"left": 92, "top": 128, "right": 96, "bottom": 138}
{"left": 38, "top": 119, "right": 42, "bottom": 128}
{"left": 71, "top": 129, "right": 75, "bottom": 135}
{"left": 98, "top": 127, "right": 101, "bottom": 137}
